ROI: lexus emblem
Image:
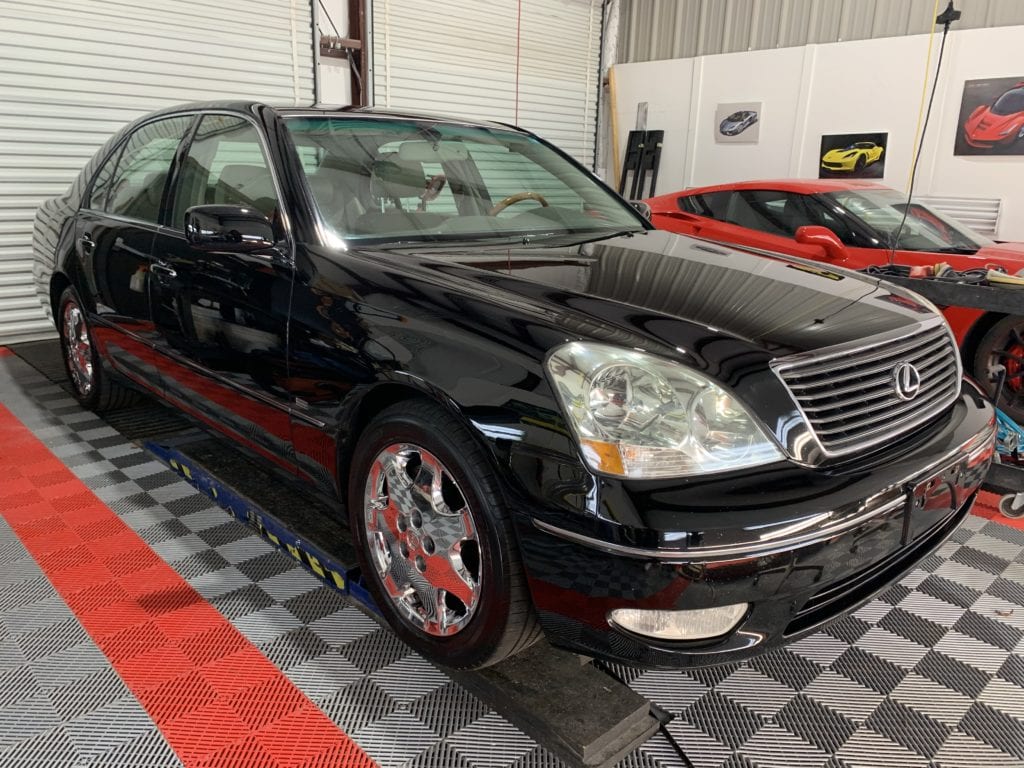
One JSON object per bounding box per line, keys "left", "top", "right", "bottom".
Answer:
{"left": 892, "top": 362, "right": 921, "bottom": 401}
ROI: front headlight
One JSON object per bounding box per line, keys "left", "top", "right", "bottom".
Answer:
{"left": 546, "top": 343, "right": 783, "bottom": 478}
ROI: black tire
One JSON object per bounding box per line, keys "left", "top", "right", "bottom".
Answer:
{"left": 854, "top": 155, "right": 866, "bottom": 172}
{"left": 56, "top": 286, "right": 138, "bottom": 413}
{"left": 347, "top": 399, "right": 540, "bottom": 669}
{"left": 973, "top": 315, "right": 1024, "bottom": 425}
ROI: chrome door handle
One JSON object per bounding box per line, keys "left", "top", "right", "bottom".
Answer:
{"left": 79, "top": 234, "right": 95, "bottom": 255}
{"left": 151, "top": 262, "right": 177, "bottom": 279}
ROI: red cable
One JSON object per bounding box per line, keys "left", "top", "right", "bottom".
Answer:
{"left": 515, "top": 0, "right": 522, "bottom": 123}
{"left": 0, "top": 402, "right": 378, "bottom": 768}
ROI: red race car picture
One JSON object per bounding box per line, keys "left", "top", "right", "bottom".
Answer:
{"left": 646, "top": 179, "right": 1024, "bottom": 421}
{"left": 956, "top": 77, "right": 1024, "bottom": 154}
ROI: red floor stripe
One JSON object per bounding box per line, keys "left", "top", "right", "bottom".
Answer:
{"left": 0, "top": 347, "right": 12, "bottom": 357}
{"left": 0, "top": 403, "right": 377, "bottom": 768}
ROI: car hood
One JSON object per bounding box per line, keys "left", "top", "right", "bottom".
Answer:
{"left": 975, "top": 241, "right": 1024, "bottom": 271}
{"left": 384, "top": 229, "right": 939, "bottom": 357}
{"left": 967, "top": 108, "right": 1023, "bottom": 135}
{"left": 822, "top": 149, "right": 859, "bottom": 161}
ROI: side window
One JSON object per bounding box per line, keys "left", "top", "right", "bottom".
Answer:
{"left": 87, "top": 146, "right": 123, "bottom": 211}
{"left": 806, "top": 198, "right": 865, "bottom": 247}
{"left": 171, "top": 115, "right": 280, "bottom": 229}
{"left": 678, "top": 191, "right": 731, "bottom": 220}
{"left": 106, "top": 116, "right": 192, "bottom": 223}
{"left": 724, "top": 190, "right": 805, "bottom": 236}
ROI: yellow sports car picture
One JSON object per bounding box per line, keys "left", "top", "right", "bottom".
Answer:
{"left": 820, "top": 141, "right": 885, "bottom": 173}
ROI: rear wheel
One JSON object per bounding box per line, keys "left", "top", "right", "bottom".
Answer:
{"left": 348, "top": 400, "right": 540, "bottom": 669}
{"left": 57, "top": 287, "right": 137, "bottom": 412}
{"left": 973, "top": 315, "right": 1024, "bottom": 424}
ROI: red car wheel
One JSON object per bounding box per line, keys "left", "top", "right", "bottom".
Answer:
{"left": 974, "top": 316, "right": 1024, "bottom": 424}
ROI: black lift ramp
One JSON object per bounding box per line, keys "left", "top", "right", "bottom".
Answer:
{"left": 143, "top": 431, "right": 662, "bottom": 767}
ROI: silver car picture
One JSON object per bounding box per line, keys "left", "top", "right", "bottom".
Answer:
{"left": 719, "top": 110, "right": 759, "bottom": 136}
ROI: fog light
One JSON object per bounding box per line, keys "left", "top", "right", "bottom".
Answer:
{"left": 608, "top": 603, "right": 748, "bottom": 641}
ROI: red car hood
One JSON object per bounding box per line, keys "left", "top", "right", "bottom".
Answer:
{"left": 966, "top": 107, "right": 1024, "bottom": 140}
{"left": 974, "top": 241, "right": 1024, "bottom": 271}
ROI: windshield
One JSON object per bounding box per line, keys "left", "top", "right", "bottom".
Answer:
{"left": 992, "top": 87, "right": 1024, "bottom": 116}
{"left": 823, "top": 188, "right": 994, "bottom": 253}
{"left": 284, "top": 116, "right": 643, "bottom": 245}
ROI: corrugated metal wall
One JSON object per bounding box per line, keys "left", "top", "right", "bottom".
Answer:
{"left": 0, "top": 0, "right": 316, "bottom": 344}
{"left": 619, "top": 0, "right": 1024, "bottom": 62}
{"left": 372, "top": 0, "right": 602, "bottom": 166}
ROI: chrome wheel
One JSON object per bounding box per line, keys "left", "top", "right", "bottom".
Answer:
{"left": 363, "top": 443, "right": 482, "bottom": 637}
{"left": 62, "top": 301, "right": 93, "bottom": 397}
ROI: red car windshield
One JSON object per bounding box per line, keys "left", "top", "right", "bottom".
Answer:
{"left": 823, "top": 189, "right": 994, "bottom": 254}
{"left": 992, "top": 88, "right": 1024, "bottom": 116}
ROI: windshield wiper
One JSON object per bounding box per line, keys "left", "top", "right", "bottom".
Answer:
{"left": 528, "top": 228, "right": 646, "bottom": 246}
{"left": 932, "top": 246, "right": 980, "bottom": 255}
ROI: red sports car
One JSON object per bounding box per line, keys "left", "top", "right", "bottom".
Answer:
{"left": 964, "top": 81, "right": 1024, "bottom": 149}
{"left": 646, "top": 179, "right": 1024, "bottom": 421}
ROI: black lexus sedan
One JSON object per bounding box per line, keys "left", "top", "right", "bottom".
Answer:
{"left": 33, "top": 102, "right": 995, "bottom": 669}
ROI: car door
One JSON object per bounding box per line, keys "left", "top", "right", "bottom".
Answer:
{"left": 149, "top": 113, "right": 297, "bottom": 474}
{"left": 75, "top": 115, "right": 194, "bottom": 392}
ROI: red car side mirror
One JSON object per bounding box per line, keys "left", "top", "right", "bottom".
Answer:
{"left": 795, "top": 225, "right": 847, "bottom": 260}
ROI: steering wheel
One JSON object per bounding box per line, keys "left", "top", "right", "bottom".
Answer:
{"left": 488, "top": 191, "right": 549, "bottom": 216}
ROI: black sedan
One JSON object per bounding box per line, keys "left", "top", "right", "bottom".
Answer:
{"left": 33, "top": 102, "right": 995, "bottom": 669}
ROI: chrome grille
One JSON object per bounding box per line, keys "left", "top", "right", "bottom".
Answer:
{"left": 773, "top": 321, "right": 961, "bottom": 457}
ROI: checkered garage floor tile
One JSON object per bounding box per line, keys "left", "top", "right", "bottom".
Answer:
{"left": 1, "top": 347, "right": 1024, "bottom": 768}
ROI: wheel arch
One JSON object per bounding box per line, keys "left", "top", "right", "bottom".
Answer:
{"left": 334, "top": 377, "right": 503, "bottom": 502}
{"left": 49, "top": 270, "right": 73, "bottom": 321}
{"left": 960, "top": 311, "right": 1008, "bottom": 371}
{"left": 49, "top": 248, "right": 91, "bottom": 320}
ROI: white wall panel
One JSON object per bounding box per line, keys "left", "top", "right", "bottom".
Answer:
{"left": 0, "top": 0, "right": 316, "bottom": 344}
{"left": 372, "top": 0, "right": 601, "bottom": 166}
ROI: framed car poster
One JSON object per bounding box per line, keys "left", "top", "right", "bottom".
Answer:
{"left": 955, "top": 76, "right": 1024, "bottom": 155}
{"left": 819, "top": 132, "right": 888, "bottom": 178}
{"left": 715, "top": 102, "right": 761, "bottom": 143}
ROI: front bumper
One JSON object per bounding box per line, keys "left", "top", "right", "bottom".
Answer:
{"left": 514, "top": 386, "right": 995, "bottom": 667}
{"left": 821, "top": 159, "right": 855, "bottom": 171}
{"left": 963, "top": 128, "right": 1017, "bottom": 148}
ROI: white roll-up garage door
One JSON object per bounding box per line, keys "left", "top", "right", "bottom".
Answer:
{"left": 0, "top": 0, "right": 316, "bottom": 344}
{"left": 372, "top": 0, "right": 601, "bottom": 166}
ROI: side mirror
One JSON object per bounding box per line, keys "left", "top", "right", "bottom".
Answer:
{"left": 629, "top": 200, "right": 652, "bottom": 221}
{"left": 795, "top": 225, "right": 847, "bottom": 260}
{"left": 184, "top": 205, "right": 275, "bottom": 253}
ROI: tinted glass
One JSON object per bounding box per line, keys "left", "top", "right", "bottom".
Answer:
{"left": 992, "top": 88, "right": 1024, "bottom": 116}
{"left": 804, "top": 197, "right": 865, "bottom": 247}
{"left": 106, "top": 116, "right": 192, "bottom": 223}
{"left": 722, "top": 190, "right": 805, "bottom": 237}
{"left": 677, "top": 191, "right": 730, "bottom": 219}
{"left": 171, "top": 115, "right": 280, "bottom": 229}
{"left": 87, "top": 146, "right": 122, "bottom": 211}
{"left": 284, "top": 116, "right": 642, "bottom": 244}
